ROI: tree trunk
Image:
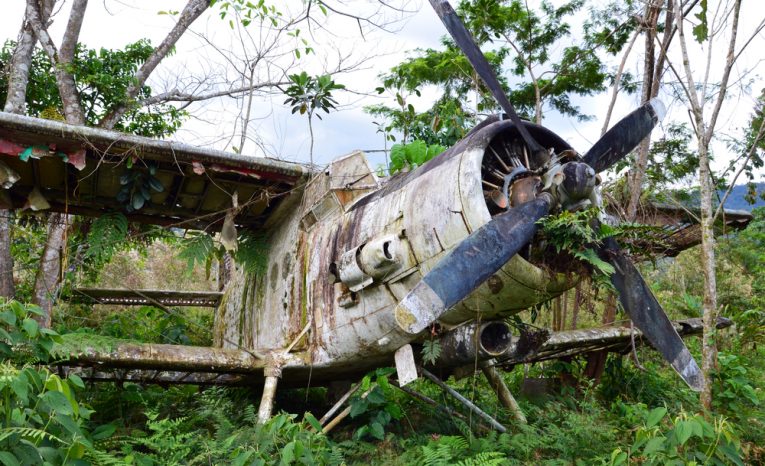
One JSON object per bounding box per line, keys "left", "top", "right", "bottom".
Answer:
{"left": 1, "top": 0, "right": 56, "bottom": 299}
{"left": 26, "top": 0, "right": 86, "bottom": 324}
{"left": 698, "top": 144, "right": 717, "bottom": 410}
{"left": 32, "top": 213, "right": 67, "bottom": 327}
{"left": 0, "top": 216, "right": 13, "bottom": 298}
{"left": 626, "top": 0, "right": 662, "bottom": 220}
{"left": 671, "top": 0, "right": 742, "bottom": 410}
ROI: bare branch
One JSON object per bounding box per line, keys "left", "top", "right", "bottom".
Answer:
{"left": 713, "top": 115, "right": 765, "bottom": 220}
{"left": 99, "top": 0, "right": 211, "bottom": 129}
{"left": 25, "top": 0, "right": 87, "bottom": 124}
{"left": 704, "top": 0, "right": 742, "bottom": 145}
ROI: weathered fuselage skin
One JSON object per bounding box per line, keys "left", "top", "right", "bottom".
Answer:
{"left": 214, "top": 119, "right": 576, "bottom": 380}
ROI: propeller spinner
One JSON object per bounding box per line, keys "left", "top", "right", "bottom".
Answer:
{"left": 398, "top": 0, "right": 704, "bottom": 391}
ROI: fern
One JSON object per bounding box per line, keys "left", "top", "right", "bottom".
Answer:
{"left": 0, "top": 427, "right": 64, "bottom": 444}
{"left": 234, "top": 230, "right": 269, "bottom": 275}
{"left": 422, "top": 339, "right": 442, "bottom": 365}
{"left": 177, "top": 230, "right": 268, "bottom": 275}
{"left": 456, "top": 451, "right": 506, "bottom": 466}
{"left": 178, "top": 231, "right": 215, "bottom": 272}
{"left": 84, "top": 448, "right": 129, "bottom": 466}
{"left": 84, "top": 212, "right": 129, "bottom": 277}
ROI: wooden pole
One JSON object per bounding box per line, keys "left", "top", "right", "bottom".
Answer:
{"left": 257, "top": 354, "right": 284, "bottom": 424}
{"left": 480, "top": 361, "right": 526, "bottom": 424}
{"left": 322, "top": 386, "right": 374, "bottom": 434}
{"left": 420, "top": 367, "right": 507, "bottom": 433}
{"left": 319, "top": 383, "right": 360, "bottom": 426}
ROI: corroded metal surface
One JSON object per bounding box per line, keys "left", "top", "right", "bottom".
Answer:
{"left": 70, "top": 288, "right": 223, "bottom": 307}
{"left": 0, "top": 112, "right": 307, "bottom": 230}
{"left": 435, "top": 321, "right": 513, "bottom": 367}
{"left": 214, "top": 122, "right": 579, "bottom": 379}
{"left": 57, "top": 339, "right": 266, "bottom": 373}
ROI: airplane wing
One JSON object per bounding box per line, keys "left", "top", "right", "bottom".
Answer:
{"left": 0, "top": 112, "right": 308, "bottom": 230}
{"left": 52, "top": 317, "right": 731, "bottom": 387}
{"left": 611, "top": 202, "right": 753, "bottom": 258}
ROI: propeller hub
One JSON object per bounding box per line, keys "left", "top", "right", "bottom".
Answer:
{"left": 560, "top": 162, "right": 597, "bottom": 203}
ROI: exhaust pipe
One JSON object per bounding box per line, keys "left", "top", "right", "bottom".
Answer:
{"left": 435, "top": 321, "right": 513, "bottom": 367}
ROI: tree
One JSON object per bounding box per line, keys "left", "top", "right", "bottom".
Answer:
{"left": 0, "top": 0, "right": 55, "bottom": 301}
{"left": 367, "top": 0, "right": 617, "bottom": 153}
{"left": 0, "top": 39, "right": 187, "bottom": 135}
{"left": 283, "top": 71, "right": 344, "bottom": 165}
{"left": 1, "top": 0, "right": 213, "bottom": 326}
{"left": 669, "top": 0, "right": 765, "bottom": 409}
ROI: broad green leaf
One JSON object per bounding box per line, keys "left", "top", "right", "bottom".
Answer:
{"left": 643, "top": 437, "right": 664, "bottom": 455}
{"left": 349, "top": 399, "right": 368, "bottom": 418}
{"left": 645, "top": 407, "right": 667, "bottom": 428}
{"left": 67, "top": 374, "right": 85, "bottom": 389}
{"left": 42, "top": 390, "right": 75, "bottom": 416}
{"left": 91, "top": 423, "right": 117, "bottom": 440}
{"left": 280, "top": 440, "right": 296, "bottom": 465}
{"left": 0, "top": 451, "right": 20, "bottom": 466}
{"left": 369, "top": 421, "right": 385, "bottom": 440}
{"left": 303, "top": 412, "right": 322, "bottom": 431}
{"left": 674, "top": 420, "right": 693, "bottom": 445}
{"left": 21, "top": 318, "right": 38, "bottom": 338}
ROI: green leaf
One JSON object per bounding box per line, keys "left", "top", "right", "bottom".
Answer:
{"left": 349, "top": 399, "right": 368, "bottom": 418}
{"left": 674, "top": 420, "right": 693, "bottom": 445}
{"left": 643, "top": 437, "right": 664, "bottom": 455}
{"left": 132, "top": 193, "right": 146, "bottom": 210}
{"left": 365, "top": 389, "right": 386, "bottom": 405}
{"left": 42, "top": 390, "right": 75, "bottom": 416}
{"left": 692, "top": 0, "right": 708, "bottom": 42}
{"left": 11, "top": 375, "right": 29, "bottom": 401}
{"left": 21, "top": 318, "right": 38, "bottom": 338}
{"left": 67, "top": 374, "right": 85, "bottom": 389}
{"left": 304, "top": 412, "right": 322, "bottom": 431}
{"left": 280, "top": 440, "right": 296, "bottom": 465}
{"left": 0, "top": 310, "right": 16, "bottom": 326}
{"left": 645, "top": 407, "right": 666, "bottom": 428}
{"left": 0, "top": 452, "right": 21, "bottom": 466}
{"left": 91, "top": 423, "right": 117, "bottom": 440}
{"left": 369, "top": 421, "right": 385, "bottom": 440}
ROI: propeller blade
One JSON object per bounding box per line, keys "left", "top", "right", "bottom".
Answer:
{"left": 428, "top": 0, "right": 548, "bottom": 166}
{"left": 583, "top": 98, "right": 666, "bottom": 173}
{"left": 598, "top": 236, "right": 704, "bottom": 391}
{"left": 395, "top": 195, "right": 552, "bottom": 334}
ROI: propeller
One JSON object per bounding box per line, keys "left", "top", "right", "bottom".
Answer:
{"left": 583, "top": 99, "right": 666, "bottom": 173}
{"left": 406, "top": 0, "right": 705, "bottom": 391}
{"left": 597, "top": 237, "right": 704, "bottom": 390}
{"left": 395, "top": 194, "right": 552, "bottom": 334}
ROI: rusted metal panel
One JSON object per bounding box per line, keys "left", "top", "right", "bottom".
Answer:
{"left": 70, "top": 288, "right": 223, "bottom": 307}
{"left": 0, "top": 112, "right": 307, "bottom": 230}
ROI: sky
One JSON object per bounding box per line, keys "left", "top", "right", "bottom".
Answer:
{"left": 1, "top": 0, "right": 763, "bottom": 181}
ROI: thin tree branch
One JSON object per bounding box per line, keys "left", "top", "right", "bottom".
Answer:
{"left": 99, "top": 0, "right": 211, "bottom": 129}
{"left": 713, "top": 115, "right": 765, "bottom": 220}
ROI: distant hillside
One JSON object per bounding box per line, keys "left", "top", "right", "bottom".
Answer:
{"left": 655, "top": 182, "right": 765, "bottom": 212}
{"left": 720, "top": 182, "right": 765, "bottom": 211}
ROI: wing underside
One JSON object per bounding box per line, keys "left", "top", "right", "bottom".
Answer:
{"left": 0, "top": 112, "right": 308, "bottom": 230}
